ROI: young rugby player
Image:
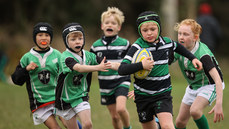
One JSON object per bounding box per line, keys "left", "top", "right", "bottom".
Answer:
{"left": 11, "top": 22, "right": 63, "bottom": 129}
{"left": 90, "top": 7, "right": 132, "bottom": 129}
{"left": 118, "top": 11, "right": 202, "bottom": 129}
{"left": 55, "top": 22, "right": 112, "bottom": 129}
{"left": 173, "top": 19, "right": 224, "bottom": 129}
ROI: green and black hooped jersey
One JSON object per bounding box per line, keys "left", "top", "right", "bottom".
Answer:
{"left": 55, "top": 49, "right": 98, "bottom": 110}
{"left": 174, "top": 42, "right": 223, "bottom": 90}
{"left": 120, "top": 36, "right": 196, "bottom": 98}
{"left": 90, "top": 36, "right": 131, "bottom": 96}
{"left": 11, "top": 47, "right": 61, "bottom": 112}
{"left": 121, "top": 37, "right": 176, "bottom": 97}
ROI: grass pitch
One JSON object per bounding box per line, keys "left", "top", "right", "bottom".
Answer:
{"left": 0, "top": 63, "right": 228, "bottom": 129}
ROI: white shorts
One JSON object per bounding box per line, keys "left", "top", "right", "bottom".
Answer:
{"left": 182, "top": 82, "right": 225, "bottom": 106}
{"left": 56, "top": 101, "right": 91, "bottom": 120}
{"left": 32, "top": 104, "right": 55, "bottom": 125}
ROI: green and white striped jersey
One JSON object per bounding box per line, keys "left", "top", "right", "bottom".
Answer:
{"left": 121, "top": 37, "right": 176, "bottom": 96}
{"left": 90, "top": 36, "right": 131, "bottom": 96}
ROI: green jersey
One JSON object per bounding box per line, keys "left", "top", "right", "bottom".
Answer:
{"left": 174, "top": 42, "right": 223, "bottom": 90}
{"left": 56, "top": 49, "right": 98, "bottom": 110}
{"left": 12, "top": 47, "right": 61, "bottom": 112}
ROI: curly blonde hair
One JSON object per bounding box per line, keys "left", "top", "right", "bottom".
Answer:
{"left": 101, "top": 7, "right": 125, "bottom": 26}
{"left": 174, "top": 19, "right": 202, "bottom": 40}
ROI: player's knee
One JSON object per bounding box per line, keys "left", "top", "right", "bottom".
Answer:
{"left": 190, "top": 108, "right": 202, "bottom": 118}
{"left": 111, "top": 114, "right": 120, "bottom": 123}
{"left": 116, "top": 107, "right": 126, "bottom": 115}
{"left": 160, "top": 123, "right": 171, "bottom": 129}
{"left": 175, "top": 119, "right": 186, "bottom": 128}
{"left": 82, "top": 121, "right": 92, "bottom": 129}
{"left": 49, "top": 126, "right": 62, "bottom": 129}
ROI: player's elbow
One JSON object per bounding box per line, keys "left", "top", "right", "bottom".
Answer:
{"left": 118, "top": 65, "right": 126, "bottom": 75}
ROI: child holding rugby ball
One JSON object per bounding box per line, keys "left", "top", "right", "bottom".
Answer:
{"left": 118, "top": 11, "right": 202, "bottom": 129}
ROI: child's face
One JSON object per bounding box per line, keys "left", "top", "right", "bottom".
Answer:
{"left": 35, "top": 32, "right": 51, "bottom": 50}
{"left": 68, "top": 32, "right": 84, "bottom": 53}
{"left": 101, "top": 15, "right": 121, "bottom": 37}
{"left": 178, "top": 24, "right": 197, "bottom": 50}
{"left": 140, "top": 22, "right": 159, "bottom": 43}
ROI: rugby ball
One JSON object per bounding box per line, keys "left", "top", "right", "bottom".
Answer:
{"left": 132, "top": 48, "right": 153, "bottom": 79}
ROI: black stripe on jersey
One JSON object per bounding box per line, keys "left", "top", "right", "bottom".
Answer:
{"left": 11, "top": 63, "right": 47, "bottom": 112}
{"left": 134, "top": 76, "right": 171, "bottom": 91}
{"left": 201, "top": 55, "right": 223, "bottom": 84}
{"left": 98, "top": 77, "right": 131, "bottom": 89}
{"left": 55, "top": 72, "right": 72, "bottom": 110}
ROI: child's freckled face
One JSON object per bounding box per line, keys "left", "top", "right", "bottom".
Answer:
{"left": 178, "top": 25, "right": 196, "bottom": 50}
{"left": 140, "top": 22, "right": 159, "bottom": 43}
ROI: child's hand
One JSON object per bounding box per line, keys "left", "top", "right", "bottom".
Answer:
{"left": 26, "top": 62, "right": 38, "bottom": 71}
{"left": 142, "top": 57, "right": 154, "bottom": 71}
{"left": 208, "top": 104, "right": 224, "bottom": 123}
{"left": 109, "top": 62, "right": 120, "bottom": 71}
{"left": 99, "top": 57, "right": 112, "bottom": 72}
{"left": 128, "top": 90, "right": 135, "bottom": 100}
{"left": 192, "top": 58, "right": 202, "bottom": 71}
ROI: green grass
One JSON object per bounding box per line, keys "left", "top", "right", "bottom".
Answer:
{"left": 1, "top": 63, "right": 228, "bottom": 129}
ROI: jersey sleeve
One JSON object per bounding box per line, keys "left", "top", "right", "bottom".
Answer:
{"left": 118, "top": 62, "right": 143, "bottom": 75}
{"left": 11, "top": 54, "right": 31, "bottom": 86}
{"left": 118, "top": 44, "right": 144, "bottom": 75}
{"left": 200, "top": 55, "right": 215, "bottom": 73}
{"left": 65, "top": 57, "right": 78, "bottom": 71}
{"left": 174, "top": 42, "right": 196, "bottom": 61}
{"left": 11, "top": 63, "right": 29, "bottom": 86}
{"left": 61, "top": 54, "right": 73, "bottom": 74}
{"left": 168, "top": 50, "right": 175, "bottom": 65}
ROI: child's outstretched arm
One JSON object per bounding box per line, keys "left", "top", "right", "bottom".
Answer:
{"left": 72, "top": 57, "right": 112, "bottom": 73}
{"left": 175, "top": 42, "right": 202, "bottom": 70}
{"left": 109, "top": 62, "right": 120, "bottom": 71}
{"left": 118, "top": 57, "right": 154, "bottom": 75}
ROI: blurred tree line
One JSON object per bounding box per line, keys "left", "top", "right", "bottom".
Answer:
{"left": 0, "top": 0, "right": 229, "bottom": 75}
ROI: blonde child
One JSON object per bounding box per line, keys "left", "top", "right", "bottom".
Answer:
{"left": 118, "top": 11, "right": 202, "bottom": 129}
{"left": 90, "top": 7, "right": 131, "bottom": 129}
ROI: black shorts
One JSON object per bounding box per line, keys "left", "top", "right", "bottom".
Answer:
{"left": 101, "top": 86, "right": 129, "bottom": 105}
{"left": 135, "top": 91, "right": 173, "bottom": 123}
